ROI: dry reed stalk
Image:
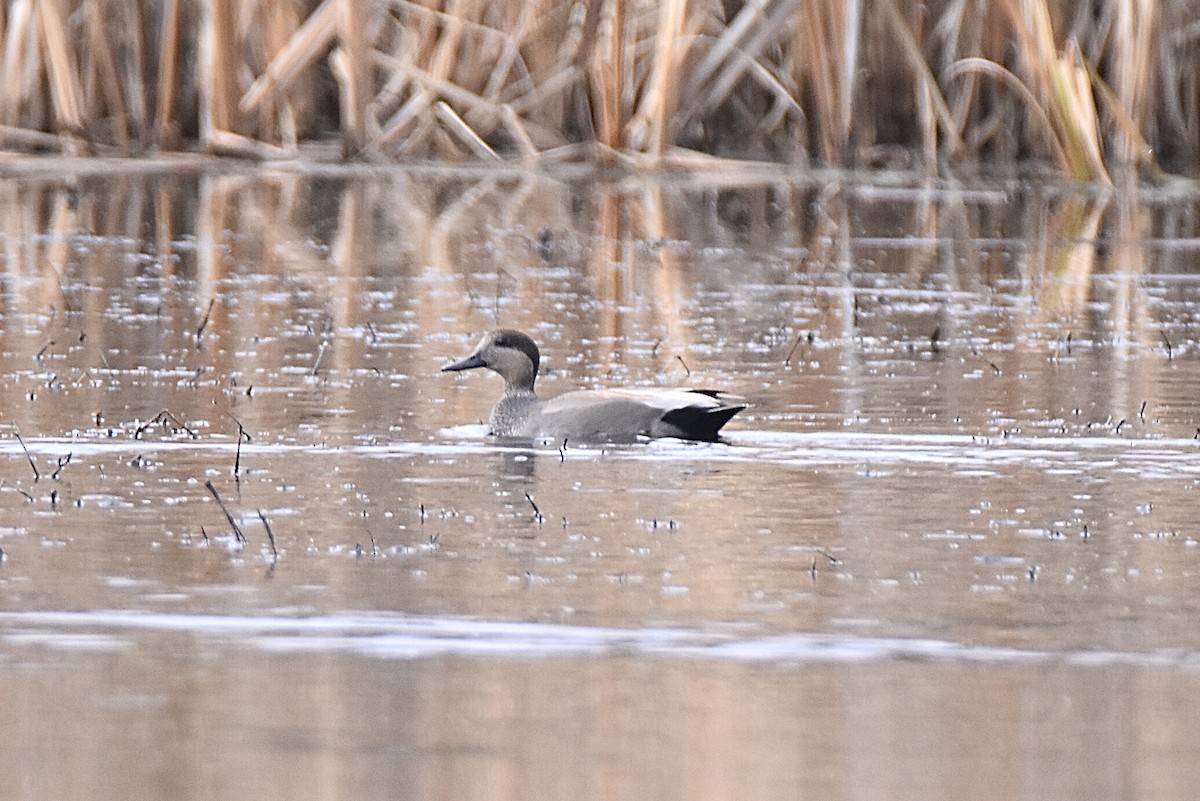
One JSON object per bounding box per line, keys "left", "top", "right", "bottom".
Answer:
{"left": 587, "top": 0, "right": 625, "bottom": 150}
{"left": 248, "top": 0, "right": 304, "bottom": 151}
{"left": 478, "top": 2, "right": 535, "bottom": 101}
{"left": 1108, "top": 0, "right": 1156, "bottom": 166}
{"left": 207, "top": 127, "right": 286, "bottom": 158}
{"left": 1000, "top": 0, "right": 1108, "bottom": 181}
{"left": 0, "top": 1, "right": 35, "bottom": 129}
{"left": 1082, "top": 57, "right": 1157, "bottom": 175}
{"left": 154, "top": 0, "right": 181, "bottom": 148}
{"left": 627, "top": 0, "right": 688, "bottom": 157}
{"left": 792, "top": 1, "right": 854, "bottom": 162}
{"left": 0, "top": 123, "right": 58, "bottom": 147}
{"left": 337, "top": 0, "right": 370, "bottom": 155}
{"left": 679, "top": 0, "right": 804, "bottom": 143}
{"left": 240, "top": 0, "right": 339, "bottom": 117}
{"left": 944, "top": 57, "right": 1070, "bottom": 170}
{"left": 876, "top": 0, "right": 962, "bottom": 161}
{"left": 200, "top": 0, "right": 240, "bottom": 146}
{"left": 81, "top": 0, "right": 129, "bottom": 148}
{"left": 380, "top": 0, "right": 472, "bottom": 155}
{"left": 34, "top": 0, "right": 85, "bottom": 148}
{"left": 115, "top": 0, "right": 149, "bottom": 148}
{"left": 434, "top": 98, "right": 498, "bottom": 159}
{"left": 500, "top": 103, "right": 537, "bottom": 159}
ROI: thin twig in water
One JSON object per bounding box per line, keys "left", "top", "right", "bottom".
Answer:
{"left": 525, "top": 492, "right": 544, "bottom": 525}
{"left": 135, "top": 409, "right": 198, "bottom": 439}
{"left": 14, "top": 429, "right": 40, "bottom": 480}
{"left": 310, "top": 341, "right": 327, "bottom": 377}
{"left": 257, "top": 509, "right": 278, "bottom": 559}
{"left": 195, "top": 298, "right": 216, "bottom": 344}
{"left": 1138, "top": 401, "right": 1147, "bottom": 421}
{"left": 784, "top": 333, "right": 804, "bottom": 366}
{"left": 51, "top": 266, "right": 75, "bottom": 314}
{"left": 930, "top": 326, "right": 941, "bottom": 353}
{"left": 50, "top": 453, "right": 72, "bottom": 480}
{"left": 558, "top": 437, "right": 567, "bottom": 462}
{"left": 1, "top": 481, "right": 35, "bottom": 502}
{"left": 226, "top": 413, "right": 251, "bottom": 477}
{"left": 35, "top": 340, "right": 54, "bottom": 361}
{"left": 205, "top": 480, "right": 246, "bottom": 543}
{"left": 815, "top": 548, "right": 841, "bottom": 565}
{"left": 675, "top": 355, "right": 691, "bottom": 377}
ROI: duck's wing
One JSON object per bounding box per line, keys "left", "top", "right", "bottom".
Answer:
{"left": 612, "top": 388, "right": 746, "bottom": 441}
{"left": 542, "top": 388, "right": 745, "bottom": 442}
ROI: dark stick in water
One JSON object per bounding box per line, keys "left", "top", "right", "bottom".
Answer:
{"left": 13, "top": 429, "right": 39, "bottom": 480}
{"left": 205, "top": 480, "right": 246, "bottom": 543}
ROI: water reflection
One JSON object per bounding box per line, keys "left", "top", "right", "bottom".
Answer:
{"left": 2, "top": 164, "right": 1200, "bottom": 799}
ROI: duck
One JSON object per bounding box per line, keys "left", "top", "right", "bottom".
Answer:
{"left": 442, "top": 329, "right": 745, "bottom": 443}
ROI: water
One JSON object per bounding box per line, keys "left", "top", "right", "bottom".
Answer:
{"left": 2, "top": 162, "right": 1200, "bottom": 799}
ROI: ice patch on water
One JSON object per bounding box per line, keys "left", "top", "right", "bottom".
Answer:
{"left": 3, "top": 610, "right": 1200, "bottom": 670}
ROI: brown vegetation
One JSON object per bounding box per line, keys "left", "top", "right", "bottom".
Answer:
{"left": 0, "top": 0, "right": 1197, "bottom": 177}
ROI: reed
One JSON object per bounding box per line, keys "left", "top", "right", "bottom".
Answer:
{"left": 0, "top": 0, "right": 1197, "bottom": 177}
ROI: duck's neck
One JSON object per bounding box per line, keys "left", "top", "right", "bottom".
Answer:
{"left": 490, "top": 385, "right": 542, "bottom": 437}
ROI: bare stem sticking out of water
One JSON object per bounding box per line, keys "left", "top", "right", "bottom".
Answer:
{"left": 50, "top": 453, "right": 72, "bottom": 481}
{"left": 815, "top": 548, "right": 841, "bottom": 565}
{"left": 1115, "top": 418, "right": 1127, "bottom": 434}
{"left": 525, "top": 492, "right": 545, "bottom": 525}
{"left": 784, "top": 333, "right": 804, "bottom": 367}
{"left": 970, "top": 348, "right": 1002, "bottom": 375}
{"left": 205, "top": 480, "right": 246, "bottom": 543}
{"left": 257, "top": 509, "right": 278, "bottom": 560}
{"left": 13, "top": 429, "right": 40, "bottom": 480}
{"left": 35, "top": 340, "right": 55, "bottom": 362}
{"left": 1161, "top": 331, "right": 1173, "bottom": 361}
{"left": 195, "top": 298, "right": 216, "bottom": 346}
{"left": 226, "top": 413, "right": 251, "bottom": 477}
{"left": 558, "top": 437, "right": 567, "bottom": 462}
{"left": 51, "top": 266, "right": 75, "bottom": 315}
{"left": 310, "top": 341, "right": 328, "bottom": 377}
{"left": 930, "top": 325, "right": 942, "bottom": 353}
{"left": 1138, "top": 401, "right": 1147, "bottom": 421}
{"left": 675, "top": 355, "right": 691, "bottom": 377}
{"left": 135, "top": 409, "right": 198, "bottom": 439}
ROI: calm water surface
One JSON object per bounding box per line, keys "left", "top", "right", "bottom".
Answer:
{"left": 2, "top": 162, "right": 1200, "bottom": 799}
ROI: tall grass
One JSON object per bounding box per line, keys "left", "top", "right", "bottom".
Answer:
{"left": 0, "top": 0, "right": 1197, "bottom": 177}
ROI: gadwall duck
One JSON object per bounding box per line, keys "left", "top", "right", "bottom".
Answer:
{"left": 442, "top": 329, "right": 745, "bottom": 443}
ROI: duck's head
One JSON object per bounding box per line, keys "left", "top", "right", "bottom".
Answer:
{"left": 442, "top": 329, "right": 541, "bottom": 391}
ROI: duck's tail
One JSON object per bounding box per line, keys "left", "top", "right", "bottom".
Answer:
{"left": 655, "top": 391, "right": 746, "bottom": 441}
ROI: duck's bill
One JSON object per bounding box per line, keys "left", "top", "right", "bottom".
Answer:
{"left": 442, "top": 353, "right": 486, "bottom": 372}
